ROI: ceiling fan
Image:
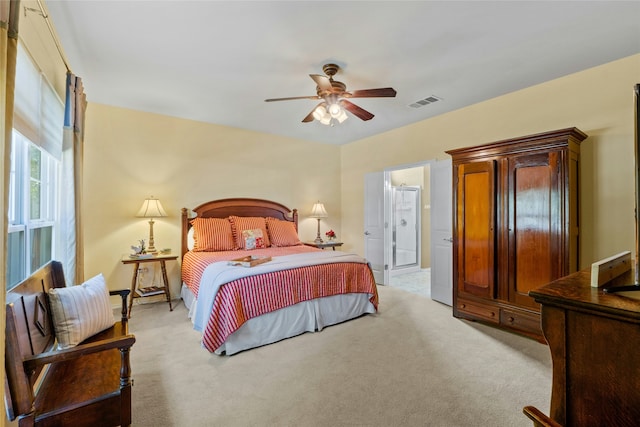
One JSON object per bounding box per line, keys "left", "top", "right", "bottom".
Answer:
{"left": 265, "top": 63, "right": 397, "bottom": 125}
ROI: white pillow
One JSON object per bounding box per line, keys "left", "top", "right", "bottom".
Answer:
{"left": 187, "top": 226, "right": 195, "bottom": 250}
{"left": 48, "top": 273, "right": 115, "bottom": 349}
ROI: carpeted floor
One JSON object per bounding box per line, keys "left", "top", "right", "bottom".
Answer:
{"left": 127, "top": 285, "right": 551, "bottom": 427}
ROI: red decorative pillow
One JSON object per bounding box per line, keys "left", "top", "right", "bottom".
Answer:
{"left": 266, "top": 217, "right": 301, "bottom": 247}
{"left": 229, "top": 216, "right": 271, "bottom": 249}
{"left": 190, "top": 217, "right": 236, "bottom": 252}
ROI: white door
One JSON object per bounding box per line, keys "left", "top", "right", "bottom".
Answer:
{"left": 430, "top": 158, "right": 453, "bottom": 305}
{"left": 364, "top": 172, "right": 385, "bottom": 284}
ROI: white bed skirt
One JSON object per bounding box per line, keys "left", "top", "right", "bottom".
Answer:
{"left": 180, "top": 284, "right": 376, "bottom": 355}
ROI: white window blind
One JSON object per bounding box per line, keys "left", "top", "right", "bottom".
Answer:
{"left": 13, "top": 47, "right": 64, "bottom": 160}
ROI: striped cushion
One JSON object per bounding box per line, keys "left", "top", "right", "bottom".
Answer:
{"left": 229, "top": 216, "right": 271, "bottom": 249}
{"left": 266, "top": 217, "right": 301, "bottom": 247}
{"left": 191, "top": 217, "right": 236, "bottom": 252}
{"left": 48, "top": 274, "right": 115, "bottom": 349}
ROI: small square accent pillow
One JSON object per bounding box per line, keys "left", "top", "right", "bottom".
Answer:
{"left": 242, "top": 228, "right": 266, "bottom": 250}
{"left": 48, "top": 273, "right": 115, "bottom": 349}
{"left": 266, "top": 217, "right": 302, "bottom": 247}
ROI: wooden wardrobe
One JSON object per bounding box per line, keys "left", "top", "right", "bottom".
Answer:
{"left": 446, "top": 128, "right": 587, "bottom": 340}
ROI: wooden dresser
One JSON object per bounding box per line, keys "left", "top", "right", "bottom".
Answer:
{"left": 446, "top": 128, "right": 587, "bottom": 339}
{"left": 529, "top": 270, "right": 640, "bottom": 426}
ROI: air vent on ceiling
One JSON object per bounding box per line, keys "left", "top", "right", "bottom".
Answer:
{"left": 409, "top": 95, "right": 442, "bottom": 108}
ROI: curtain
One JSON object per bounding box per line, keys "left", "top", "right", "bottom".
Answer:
{"left": 60, "top": 72, "right": 87, "bottom": 284}
{"left": 1, "top": 1, "right": 20, "bottom": 274}
{"left": 1, "top": 0, "right": 20, "bottom": 414}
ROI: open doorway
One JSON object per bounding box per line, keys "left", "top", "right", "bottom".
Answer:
{"left": 364, "top": 159, "right": 453, "bottom": 305}
{"left": 365, "top": 158, "right": 452, "bottom": 304}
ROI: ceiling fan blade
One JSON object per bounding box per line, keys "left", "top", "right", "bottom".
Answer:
{"left": 310, "top": 74, "right": 332, "bottom": 91}
{"left": 265, "top": 95, "right": 320, "bottom": 102}
{"left": 340, "top": 100, "right": 374, "bottom": 121}
{"left": 302, "top": 102, "right": 325, "bottom": 123}
{"left": 302, "top": 111, "right": 315, "bottom": 123}
{"left": 348, "top": 88, "right": 397, "bottom": 98}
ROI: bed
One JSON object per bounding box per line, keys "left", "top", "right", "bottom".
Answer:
{"left": 180, "top": 198, "right": 378, "bottom": 355}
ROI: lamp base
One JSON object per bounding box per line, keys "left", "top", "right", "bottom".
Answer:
{"left": 314, "top": 217, "right": 324, "bottom": 245}
{"left": 147, "top": 219, "right": 159, "bottom": 255}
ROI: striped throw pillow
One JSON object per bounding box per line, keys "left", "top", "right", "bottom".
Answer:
{"left": 191, "top": 217, "right": 236, "bottom": 252}
{"left": 266, "top": 217, "right": 301, "bottom": 247}
{"left": 229, "top": 216, "right": 271, "bottom": 249}
{"left": 48, "top": 273, "right": 115, "bottom": 349}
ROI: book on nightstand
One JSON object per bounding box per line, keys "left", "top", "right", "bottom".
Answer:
{"left": 135, "top": 286, "right": 165, "bottom": 297}
{"left": 129, "top": 253, "right": 153, "bottom": 259}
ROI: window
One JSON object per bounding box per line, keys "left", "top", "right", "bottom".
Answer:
{"left": 7, "top": 45, "right": 63, "bottom": 290}
{"left": 7, "top": 131, "right": 59, "bottom": 289}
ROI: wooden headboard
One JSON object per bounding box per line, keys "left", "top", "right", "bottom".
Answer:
{"left": 181, "top": 198, "right": 298, "bottom": 258}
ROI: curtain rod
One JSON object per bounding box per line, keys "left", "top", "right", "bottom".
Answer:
{"left": 24, "top": 0, "right": 71, "bottom": 72}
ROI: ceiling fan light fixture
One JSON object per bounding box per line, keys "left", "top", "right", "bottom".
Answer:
{"left": 312, "top": 104, "right": 333, "bottom": 125}
{"left": 328, "top": 103, "right": 342, "bottom": 118}
{"left": 313, "top": 104, "right": 328, "bottom": 119}
{"left": 327, "top": 101, "right": 348, "bottom": 124}
{"left": 265, "top": 63, "right": 396, "bottom": 125}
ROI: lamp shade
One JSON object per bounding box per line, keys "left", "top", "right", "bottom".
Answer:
{"left": 136, "top": 197, "right": 168, "bottom": 218}
{"left": 309, "top": 202, "right": 328, "bottom": 218}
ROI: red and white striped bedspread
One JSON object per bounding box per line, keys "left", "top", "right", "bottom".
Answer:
{"left": 182, "top": 248, "right": 378, "bottom": 353}
{"left": 182, "top": 245, "right": 320, "bottom": 294}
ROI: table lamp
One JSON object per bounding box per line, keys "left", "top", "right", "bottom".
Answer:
{"left": 136, "top": 196, "right": 168, "bottom": 254}
{"left": 309, "top": 201, "right": 328, "bottom": 244}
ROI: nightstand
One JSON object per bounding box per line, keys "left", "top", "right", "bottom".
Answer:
{"left": 121, "top": 254, "right": 178, "bottom": 318}
{"left": 304, "top": 241, "right": 344, "bottom": 251}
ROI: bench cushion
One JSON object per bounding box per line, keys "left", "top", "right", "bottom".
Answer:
{"left": 49, "top": 273, "right": 114, "bottom": 349}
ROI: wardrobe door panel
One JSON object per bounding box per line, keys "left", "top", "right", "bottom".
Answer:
{"left": 457, "top": 161, "right": 496, "bottom": 298}
{"left": 509, "top": 151, "right": 562, "bottom": 309}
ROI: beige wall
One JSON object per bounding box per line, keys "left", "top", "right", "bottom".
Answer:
{"left": 342, "top": 54, "right": 640, "bottom": 270}
{"left": 83, "top": 104, "right": 341, "bottom": 296}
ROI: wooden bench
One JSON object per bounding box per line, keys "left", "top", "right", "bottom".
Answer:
{"left": 5, "top": 261, "right": 136, "bottom": 427}
{"left": 523, "top": 406, "right": 563, "bottom": 427}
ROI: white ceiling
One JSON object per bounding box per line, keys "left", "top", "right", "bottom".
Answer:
{"left": 44, "top": 1, "right": 640, "bottom": 146}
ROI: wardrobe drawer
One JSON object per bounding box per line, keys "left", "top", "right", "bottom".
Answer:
{"left": 501, "top": 308, "right": 540, "bottom": 333}
{"left": 457, "top": 300, "right": 499, "bottom": 324}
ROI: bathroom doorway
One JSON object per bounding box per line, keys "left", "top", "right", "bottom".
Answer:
{"left": 365, "top": 159, "right": 451, "bottom": 302}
